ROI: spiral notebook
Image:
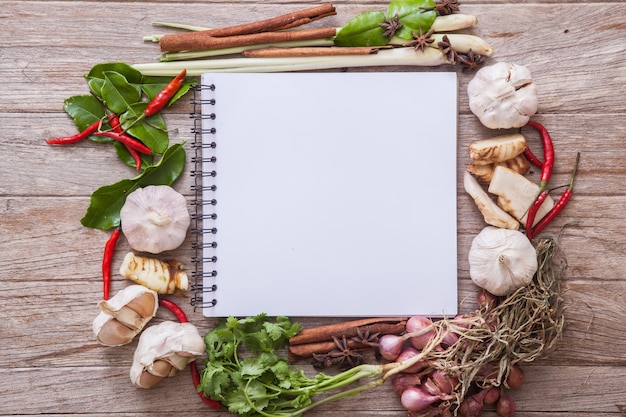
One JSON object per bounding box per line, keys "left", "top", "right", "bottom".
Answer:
{"left": 190, "top": 71, "right": 458, "bottom": 318}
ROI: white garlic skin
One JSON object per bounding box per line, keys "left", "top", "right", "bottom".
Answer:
{"left": 467, "top": 62, "right": 538, "bottom": 129}
{"left": 468, "top": 226, "right": 538, "bottom": 296}
{"left": 130, "top": 320, "right": 206, "bottom": 388}
{"left": 93, "top": 285, "right": 159, "bottom": 346}
{"left": 120, "top": 185, "right": 190, "bottom": 254}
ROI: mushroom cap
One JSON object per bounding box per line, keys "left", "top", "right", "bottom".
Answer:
{"left": 120, "top": 185, "right": 191, "bottom": 254}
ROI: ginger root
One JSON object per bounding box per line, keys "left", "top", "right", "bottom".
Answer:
{"left": 119, "top": 252, "right": 189, "bottom": 294}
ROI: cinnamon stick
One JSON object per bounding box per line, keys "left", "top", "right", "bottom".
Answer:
{"left": 243, "top": 46, "right": 392, "bottom": 58}
{"left": 288, "top": 317, "right": 407, "bottom": 346}
{"left": 159, "top": 3, "right": 336, "bottom": 52}
{"left": 160, "top": 27, "right": 338, "bottom": 53}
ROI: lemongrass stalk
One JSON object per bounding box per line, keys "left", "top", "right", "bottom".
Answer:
{"left": 159, "top": 38, "right": 335, "bottom": 62}
{"left": 431, "top": 13, "right": 478, "bottom": 32}
{"left": 430, "top": 33, "right": 494, "bottom": 57}
{"left": 143, "top": 14, "right": 478, "bottom": 44}
{"left": 133, "top": 47, "right": 450, "bottom": 76}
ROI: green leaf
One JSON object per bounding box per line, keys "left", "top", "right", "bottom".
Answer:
{"left": 80, "top": 143, "right": 186, "bottom": 230}
{"left": 334, "top": 10, "right": 388, "bottom": 47}
{"left": 63, "top": 94, "right": 105, "bottom": 132}
{"left": 387, "top": 0, "right": 437, "bottom": 40}
{"left": 120, "top": 102, "right": 169, "bottom": 154}
{"left": 87, "top": 62, "right": 144, "bottom": 84}
{"left": 101, "top": 71, "right": 142, "bottom": 114}
{"left": 113, "top": 141, "right": 153, "bottom": 170}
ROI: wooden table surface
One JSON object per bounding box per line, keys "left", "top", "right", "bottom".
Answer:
{"left": 1, "top": 1, "right": 625, "bottom": 416}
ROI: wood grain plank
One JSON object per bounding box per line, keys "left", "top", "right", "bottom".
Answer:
{"left": 1, "top": 3, "right": 624, "bottom": 114}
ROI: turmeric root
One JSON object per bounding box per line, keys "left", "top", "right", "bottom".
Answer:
{"left": 119, "top": 252, "right": 189, "bottom": 294}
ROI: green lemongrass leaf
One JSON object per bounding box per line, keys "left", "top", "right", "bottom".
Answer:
{"left": 87, "top": 62, "right": 143, "bottom": 84}
{"left": 387, "top": 0, "right": 437, "bottom": 40}
{"left": 113, "top": 141, "right": 153, "bottom": 170}
{"left": 101, "top": 71, "right": 142, "bottom": 114}
{"left": 119, "top": 102, "right": 169, "bottom": 154}
{"left": 334, "top": 10, "right": 388, "bottom": 47}
{"left": 80, "top": 143, "right": 186, "bottom": 230}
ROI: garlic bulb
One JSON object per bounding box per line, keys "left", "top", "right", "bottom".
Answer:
{"left": 93, "top": 285, "right": 159, "bottom": 346}
{"left": 467, "top": 62, "right": 538, "bottom": 129}
{"left": 120, "top": 185, "right": 190, "bottom": 254}
{"left": 130, "top": 320, "right": 206, "bottom": 388}
{"left": 468, "top": 226, "right": 538, "bottom": 296}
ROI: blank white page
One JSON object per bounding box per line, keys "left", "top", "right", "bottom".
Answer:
{"left": 198, "top": 71, "right": 458, "bottom": 317}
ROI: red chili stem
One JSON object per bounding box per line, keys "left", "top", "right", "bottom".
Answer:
{"left": 46, "top": 120, "right": 101, "bottom": 145}
{"left": 144, "top": 69, "right": 187, "bottom": 117}
{"left": 158, "top": 298, "right": 222, "bottom": 410}
{"left": 102, "top": 228, "right": 121, "bottom": 300}
{"left": 94, "top": 131, "right": 152, "bottom": 155}
{"left": 525, "top": 190, "right": 549, "bottom": 240}
{"left": 530, "top": 152, "right": 580, "bottom": 238}
{"left": 525, "top": 121, "right": 555, "bottom": 191}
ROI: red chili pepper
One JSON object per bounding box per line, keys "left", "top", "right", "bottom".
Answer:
{"left": 144, "top": 69, "right": 187, "bottom": 117}
{"left": 525, "top": 121, "right": 555, "bottom": 191}
{"left": 159, "top": 298, "right": 189, "bottom": 323}
{"left": 530, "top": 152, "right": 580, "bottom": 238}
{"left": 102, "top": 228, "right": 121, "bottom": 300}
{"left": 108, "top": 114, "right": 142, "bottom": 171}
{"left": 94, "top": 131, "right": 152, "bottom": 155}
{"left": 46, "top": 120, "right": 101, "bottom": 145}
{"left": 159, "top": 298, "right": 222, "bottom": 410}
{"left": 523, "top": 146, "right": 544, "bottom": 168}
{"left": 525, "top": 189, "right": 549, "bottom": 240}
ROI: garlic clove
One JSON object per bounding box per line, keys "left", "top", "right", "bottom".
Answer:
{"left": 130, "top": 321, "right": 205, "bottom": 388}
{"left": 468, "top": 226, "right": 538, "bottom": 296}
{"left": 120, "top": 185, "right": 191, "bottom": 254}
{"left": 93, "top": 285, "right": 159, "bottom": 346}
{"left": 94, "top": 318, "right": 138, "bottom": 346}
{"left": 120, "top": 252, "right": 189, "bottom": 294}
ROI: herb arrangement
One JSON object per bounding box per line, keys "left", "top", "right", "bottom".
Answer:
{"left": 134, "top": 0, "right": 493, "bottom": 75}
{"left": 42, "top": 1, "right": 581, "bottom": 415}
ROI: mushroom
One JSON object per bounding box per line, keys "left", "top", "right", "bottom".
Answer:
{"left": 467, "top": 62, "right": 538, "bottom": 129}
{"left": 468, "top": 226, "right": 538, "bottom": 296}
{"left": 120, "top": 185, "right": 190, "bottom": 254}
{"left": 130, "top": 320, "right": 206, "bottom": 388}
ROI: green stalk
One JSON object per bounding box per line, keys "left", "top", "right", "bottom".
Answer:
{"left": 133, "top": 47, "right": 450, "bottom": 76}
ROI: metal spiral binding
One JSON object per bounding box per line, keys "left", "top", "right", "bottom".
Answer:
{"left": 190, "top": 83, "right": 218, "bottom": 311}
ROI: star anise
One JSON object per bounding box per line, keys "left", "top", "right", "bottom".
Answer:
{"left": 311, "top": 335, "right": 365, "bottom": 369}
{"left": 351, "top": 327, "right": 380, "bottom": 347}
{"left": 404, "top": 27, "right": 435, "bottom": 53}
{"left": 456, "top": 49, "right": 485, "bottom": 71}
{"left": 437, "top": 34, "right": 457, "bottom": 63}
{"left": 435, "top": 0, "right": 461, "bottom": 16}
{"left": 379, "top": 13, "right": 403, "bottom": 38}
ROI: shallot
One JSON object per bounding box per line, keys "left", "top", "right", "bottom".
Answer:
{"left": 378, "top": 334, "right": 405, "bottom": 361}
{"left": 496, "top": 389, "right": 516, "bottom": 417}
{"left": 400, "top": 386, "right": 441, "bottom": 413}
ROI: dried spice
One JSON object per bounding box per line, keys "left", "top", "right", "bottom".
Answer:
{"left": 312, "top": 335, "right": 366, "bottom": 369}
{"left": 438, "top": 34, "right": 457, "bottom": 62}
{"left": 456, "top": 48, "right": 485, "bottom": 71}
{"left": 405, "top": 28, "right": 435, "bottom": 52}
{"left": 436, "top": 0, "right": 461, "bottom": 16}
{"left": 379, "top": 13, "right": 403, "bottom": 38}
